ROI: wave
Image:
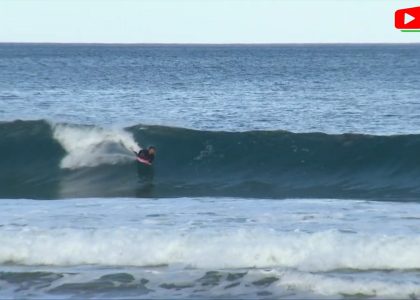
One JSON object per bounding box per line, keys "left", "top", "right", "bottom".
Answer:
{"left": 53, "top": 123, "right": 140, "bottom": 169}
{"left": 1, "top": 227, "right": 419, "bottom": 271}
{"left": 1, "top": 119, "right": 420, "bottom": 200}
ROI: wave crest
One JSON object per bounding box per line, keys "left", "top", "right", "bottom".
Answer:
{"left": 52, "top": 124, "right": 140, "bottom": 169}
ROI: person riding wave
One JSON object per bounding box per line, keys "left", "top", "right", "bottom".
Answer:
{"left": 137, "top": 146, "right": 156, "bottom": 165}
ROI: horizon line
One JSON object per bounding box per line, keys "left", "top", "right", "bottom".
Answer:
{"left": 1, "top": 42, "right": 420, "bottom": 46}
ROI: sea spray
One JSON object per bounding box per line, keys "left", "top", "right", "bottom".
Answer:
{"left": 53, "top": 123, "right": 140, "bottom": 169}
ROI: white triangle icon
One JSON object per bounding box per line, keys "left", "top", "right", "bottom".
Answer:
{"left": 404, "top": 13, "right": 415, "bottom": 25}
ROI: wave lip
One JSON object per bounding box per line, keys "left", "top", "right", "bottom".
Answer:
{"left": 1, "top": 119, "right": 420, "bottom": 200}
{"left": 52, "top": 123, "right": 140, "bottom": 169}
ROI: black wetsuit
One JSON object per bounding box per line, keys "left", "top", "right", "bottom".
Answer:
{"left": 137, "top": 149, "right": 155, "bottom": 184}
{"left": 137, "top": 149, "right": 155, "bottom": 164}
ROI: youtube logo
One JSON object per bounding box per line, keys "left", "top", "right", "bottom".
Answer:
{"left": 395, "top": 6, "right": 420, "bottom": 30}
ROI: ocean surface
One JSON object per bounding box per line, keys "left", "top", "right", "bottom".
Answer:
{"left": 1, "top": 43, "right": 420, "bottom": 299}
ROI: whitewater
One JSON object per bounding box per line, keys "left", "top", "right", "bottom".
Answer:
{"left": 1, "top": 198, "right": 420, "bottom": 299}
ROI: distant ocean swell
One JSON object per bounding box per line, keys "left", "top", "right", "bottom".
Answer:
{"left": 1, "top": 119, "right": 420, "bottom": 200}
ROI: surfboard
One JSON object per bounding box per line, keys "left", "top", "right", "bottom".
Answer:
{"left": 136, "top": 157, "right": 152, "bottom": 166}
{"left": 133, "top": 149, "right": 152, "bottom": 166}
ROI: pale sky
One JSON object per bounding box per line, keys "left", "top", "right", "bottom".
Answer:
{"left": 0, "top": 0, "right": 419, "bottom": 43}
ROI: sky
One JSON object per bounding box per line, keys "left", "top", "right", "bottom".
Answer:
{"left": 0, "top": 0, "right": 419, "bottom": 43}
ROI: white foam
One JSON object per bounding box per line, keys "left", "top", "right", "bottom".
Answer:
{"left": 1, "top": 198, "right": 420, "bottom": 298}
{"left": 1, "top": 227, "right": 419, "bottom": 271}
{"left": 278, "top": 270, "right": 420, "bottom": 298}
{"left": 52, "top": 124, "right": 140, "bottom": 169}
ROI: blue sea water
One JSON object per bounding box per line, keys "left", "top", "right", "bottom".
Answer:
{"left": 1, "top": 44, "right": 420, "bottom": 299}
{"left": 1, "top": 43, "right": 420, "bottom": 133}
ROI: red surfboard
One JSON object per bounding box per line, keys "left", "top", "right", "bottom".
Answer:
{"left": 136, "top": 157, "right": 152, "bottom": 166}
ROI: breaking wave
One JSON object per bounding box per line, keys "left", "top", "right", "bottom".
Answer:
{"left": 1, "top": 227, "right": 419, "bottom": 270}
{"left": 52, "top": 123, "right": 140, "bottom": 169}
{"left": 1, "top": 119, "right": 420, "bottom": 200}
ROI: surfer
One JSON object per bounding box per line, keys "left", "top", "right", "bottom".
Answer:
{"left": 136, "top": 146, "right": 156, "bottom": 165}
{"left": 136, "top": 146, "right": 156, "bottom": 186}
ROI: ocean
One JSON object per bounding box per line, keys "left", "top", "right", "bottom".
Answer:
{"left": 0, "top": 43, "right": 420, "bottom": 299}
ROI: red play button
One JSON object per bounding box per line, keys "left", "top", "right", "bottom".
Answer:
{"left": 395, "top": 6, "right": 420, "bottom": 29}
